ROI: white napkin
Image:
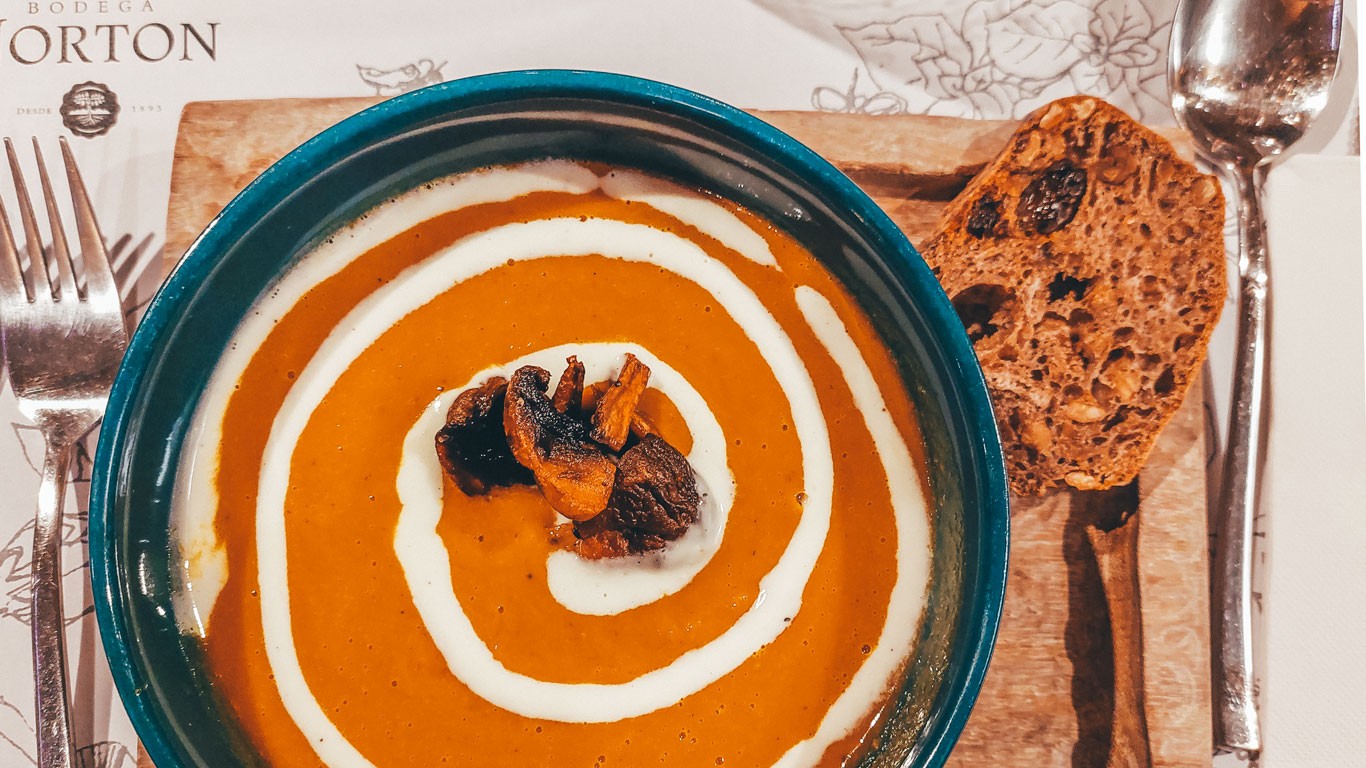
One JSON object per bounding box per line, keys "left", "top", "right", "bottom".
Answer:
{"left": 1257, "top": 155, "right": 1366, "bottom": 768}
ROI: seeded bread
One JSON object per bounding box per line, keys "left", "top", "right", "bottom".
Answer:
{"left": 919, "top": 96, "right": 1227, "bottom": 495}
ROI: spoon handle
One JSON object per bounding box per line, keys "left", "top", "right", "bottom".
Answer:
{"left": 1211, "top": 163, "right": 1269, "bottom": 754}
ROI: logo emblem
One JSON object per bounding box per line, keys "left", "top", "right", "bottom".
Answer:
{"left": 60, "top": 82, "right": 120, "bottom": 139}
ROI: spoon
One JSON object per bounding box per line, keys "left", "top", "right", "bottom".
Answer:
{"left": 1168, "top": 0, "right": 1343, "bottom": 755}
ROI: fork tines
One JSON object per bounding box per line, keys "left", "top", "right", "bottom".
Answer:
{"left": 0, "top": 137, "right": 119, "bottom": 308}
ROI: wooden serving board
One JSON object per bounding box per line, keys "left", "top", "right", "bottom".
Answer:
{"left": 152, "top": 99, "right": 1212, "bottom": 768}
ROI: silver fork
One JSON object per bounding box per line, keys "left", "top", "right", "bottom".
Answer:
{"left": 0, "top": 137, "right": 128, "bottom": 768}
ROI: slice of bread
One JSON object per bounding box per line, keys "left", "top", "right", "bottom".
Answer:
{"left": 919, "top": 96, "right": 1227, "bottom": 495}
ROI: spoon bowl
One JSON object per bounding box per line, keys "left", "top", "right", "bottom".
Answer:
{"left": 1172, "top": 0, "right": 1343, "bottom": 166}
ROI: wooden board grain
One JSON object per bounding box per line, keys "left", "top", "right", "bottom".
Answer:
{"left": 150, "top": 99, "right": 1212, "bottom": 768}
{"left": 946, "top": 384, "right": 1210, "bottom": 768}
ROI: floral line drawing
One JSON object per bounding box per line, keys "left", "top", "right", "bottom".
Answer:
{"left": 76, "top": 740, "right": 137, "bottom": 768}
{"left": 0, "top": 696, "right": 36, "bottom": 764}
{"left": 357, "top": 58, "right": 447, "bottom": 96}
{"left": 811, "top": 69, "right": 908, "bottom": 114}
{"left": 810, "top": 0, "right": 1174, "bottom": 122}
{"left": 0, "top": 694, "right": 134, "bottom": 768}
{"left": 12, "top": 424, "right": 94, "bottom": 483}
{"left": 0, "top": 513, "right": 92, "bottom": 628}
{"left": 0, "top": 691, "right": 134, "bottom": 759}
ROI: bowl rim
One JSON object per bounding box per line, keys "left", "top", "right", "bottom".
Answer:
{"left": 90, "top": 68, "right": 1009, "bottom": 768}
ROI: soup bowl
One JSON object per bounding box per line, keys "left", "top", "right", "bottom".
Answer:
{"left": 90, "top": 70, "right": 1008, "bottom": 768}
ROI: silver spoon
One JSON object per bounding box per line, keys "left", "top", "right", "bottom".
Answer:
{"left": 1169, "top": 0, "right": 1343, "bottom": 755}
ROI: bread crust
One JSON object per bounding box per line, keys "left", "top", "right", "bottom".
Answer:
{"left": 920, "top": 96, "right": 1227, "bottom": 495}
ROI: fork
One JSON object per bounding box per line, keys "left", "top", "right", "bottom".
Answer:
{"left": 0, "top": 137, "right": 128, "bottom": 768}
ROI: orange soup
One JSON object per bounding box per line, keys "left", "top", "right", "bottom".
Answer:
{"left": 171, "top": 162, "right": 933, "bottom": 767}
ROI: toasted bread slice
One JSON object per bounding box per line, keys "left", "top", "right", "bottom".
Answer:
{"left": 919, "top": 96, "right": 1227, "bottom": 495}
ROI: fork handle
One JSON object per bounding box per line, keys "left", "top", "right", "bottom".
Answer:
{"left": 31, "top": 432, "right": 76, "bottom": 768}
{"left": 1211, "top": 162, "right": 1269, "bottom": 755}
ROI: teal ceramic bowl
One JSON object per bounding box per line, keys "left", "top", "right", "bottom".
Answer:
{"left": 91, "top": 70, "right": 1008, "bottom": 768}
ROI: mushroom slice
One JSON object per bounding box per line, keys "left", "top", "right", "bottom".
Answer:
{"left": 575, "top": 434, "right": 701, "bottom": 558}
{"left": 589, "top": 354, "right": 651, "bottom": 451}
{"left": 575, "top": 529, "right": 633, "bottom": 560}
{"left": 628, "top": 411, "right": 657, "bottom": 440}
{"left": 581, "top": 380, "right": 612, "bottom": 412}
{"left": 434, "top": 376, "right": 533, "bottom": 495}
{"left": 504, "top": 365, "right": 617, "bottom": 521}
{"left": 551, "top": 356, "right": 586, "bottom": 416}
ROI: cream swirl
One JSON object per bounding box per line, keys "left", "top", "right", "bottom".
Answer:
{"left": 263, "top": 218, "right": 834, "bottom": 739}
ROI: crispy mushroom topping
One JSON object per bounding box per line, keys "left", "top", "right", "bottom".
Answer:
{"left": 435, "top": 354, "right": 702, "bottom": 558}
{"left": 551, "top": 356, "right": 585, "bottom": 416}
{"left": 581, "top": 380, "right": 612, "bottom": 412}
{"left": 504, "top": 365, "right": 617, "bottom": 521}
{"left": 574, "top": 434, "right": 701, "bottom": 558}
{"left": 434, "top": 377, "right": 533, "bottom": 495}
{"left": 589, "top": 353, "right": 650, "bottom": 451}
{"left": 575, "top": 529, "right": 634, "bottom": 560}
{"left": 629, "top": 410, "right": 657, "bottom": 441}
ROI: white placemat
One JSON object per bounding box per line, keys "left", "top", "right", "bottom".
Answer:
{"left": 0, "top": 1, "right": 1358, "bottom": 765}
{"left": 1255, "top": 155, "right": 1366, "bottom": 768}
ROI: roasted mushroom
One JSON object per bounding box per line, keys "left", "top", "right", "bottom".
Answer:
{"left": 590, "top": 354, "right": 651, "bottom": 451}
{"left": 573, "top": 529, "right": 631, "bottom": 559}
{"left": 575, "top": 434, "right": 701, "bottom": 557}
{"left": 628, "top": 410, "right": 657, "bottom": 441}
{"left": 581, "top": 380, "right": 612, "bottom": 411}
{"left": 435, "top": 355, "right": 703, "bottom": 558}
{"left": 504, "top": 365, "right": 617, "bottom": 521}
{"left": 434, "top": 377, "right": 533, "bottom": 495}
{"left": 551, "top": 356, "right": 585, "bottom": 416}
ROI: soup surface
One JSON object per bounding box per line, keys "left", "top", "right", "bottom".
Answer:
{"left": 172, "top": 162, "right": 933, "bottom": 767}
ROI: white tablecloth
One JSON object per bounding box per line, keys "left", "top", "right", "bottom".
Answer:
{"left": 0, "top": 1, "right": 1358, "bottom": 766}
{"left": 1256, "top": 155, "right": 1365, "bottom": 768}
